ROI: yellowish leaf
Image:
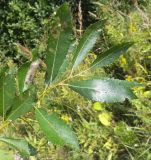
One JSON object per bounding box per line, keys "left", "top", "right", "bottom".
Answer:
{"left": 98, "top": 112, "right": 112, "bottom": 126}
{"left": 92, "top": 102, "right": 104, "bottom": 111}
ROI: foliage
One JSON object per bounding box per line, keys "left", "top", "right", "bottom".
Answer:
{"left": 0, "top": 1, "right": 151, "bottom": 160}
{"left": 0, "top": 0, "right": 55, "bottom": 60}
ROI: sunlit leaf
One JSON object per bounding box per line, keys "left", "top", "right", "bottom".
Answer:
{"left": 69, "top": 79, "right": 141, "bottom": 103}
{"left": 93, "top": 102, "right": 104, "bottom": 111}
{"left": 35, "top": 108, "right": 79, "bottom": 150}
{"left": 98, "top": 112, "right": 112, "bottom": 126}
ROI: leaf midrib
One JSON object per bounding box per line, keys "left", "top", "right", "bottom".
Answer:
{"left": 92, "top": 44, "right": 129, "bottom": 68}
{"left": 50, "top": 33, "right": 60, "bottom": 82}
{"left": 36, "top": 109, "right": 65, "bottom": 144}
{"left": 68, "top": 84, "right": 102, "bottom": 92}
{"left": 68, "top": 82, "right": 132, "bottom": 93}
{"left": 73, "top": 29, "right": 100, "bottom": 69}
{"left": 7, "top": 97, "right": 33, "bottom": 119}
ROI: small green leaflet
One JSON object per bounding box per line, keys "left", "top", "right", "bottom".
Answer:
{"left": 72, "top": 21, "right": 103, "bottom": 70}
{"left": 6, "top": 91, "right": 35, "bottom": 120}
{"left": 69, "top": 79, "right": 141, "bottom": 103}
{"left": 35, "top": 108, "right": 79, "bottom": 150}
{"left": 91, "top": 42, "right": 133, "bottom": 68}
{"left": 0, "top": 137, "right": 36, "bottom": 157}
{"left": 45, "top": 3, "right": 73, "bottom": 84}
{"left": 0, "top": 74, "right": 16, "bottom": 117}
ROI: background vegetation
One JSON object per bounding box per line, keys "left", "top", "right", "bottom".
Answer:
{"left": 0, "top": 0, "right": 151, "bottom": 159}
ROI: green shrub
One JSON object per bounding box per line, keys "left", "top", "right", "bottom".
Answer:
{"left": 0, "top": 0, "right": 55, "bottom": 60}
{"left": 0, "top": 3, "right": 142, "bottom": 159}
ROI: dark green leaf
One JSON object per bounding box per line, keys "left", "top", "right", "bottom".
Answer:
{"left": 91, "top": 42, "right": 133, "bottom": 68}
{"left": 45, "top": 3, "right": 73, "bottom": 84}
{"left": 53, "top": 41, "right": 78, "bottom": 83}
{"left": 0, "top": 74, "right": 16, "bottom": 116}
{"left": 69, "top": 79, "right": 141, "bottom": 103}
{"left": 6, "top": 91, "right": 35, "bottom": 120}
{"left": 72, "top": 21, "right": 103, "bottom": 70}
{"left": 35, "top": 108, "right": 79, "bottom": 150}
{"left": 17, "top": 62, "right": 30, "bottom": 93}
{"left": 0, "top": 137, "right": 36, "bottom": 157}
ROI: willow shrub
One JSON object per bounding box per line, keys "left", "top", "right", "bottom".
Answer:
{"left": 0, "top": 3, "right": 142, "bottom": 158}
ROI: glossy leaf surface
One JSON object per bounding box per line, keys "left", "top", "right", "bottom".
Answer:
{"left": 35, "top": 108, "right": 79, "bottom": 149}
{"left": 72, "top": 21, "right": 103, "bottom": 70}
{"left": 45, "top": 3, "right": 72, "bottom": 84}
{"left": 0, "top": 137, "right": 36, "bottom": 157}
{"left": 69, "top": 79, "right": 141, "bottom": 102}
{"left": 17, "top": 62, "right": 30, "bottom": 93}
{"left": 6, "top": 91, "right": 35, "bottom": 120}
{"left": 91, "top": 42, "right": 133, "bottom": 68}
{"left": 0, "top": 74, "right": 16, "bottom": 116}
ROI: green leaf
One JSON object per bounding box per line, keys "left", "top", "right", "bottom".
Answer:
{"left": 45, "top": 3, "right": 73, "bottom": 84}
{"left": 68, "top": 79, "right": 141, "bottom": 103}
{"left": 91, "top": 42, "right": 133, "bottom": 68}
{"left": 52, "top": 41, "right": 78, "bottom": 83}
{"left": 0, "top": 137, "right": 36, "bottom": 157}
{"left": 35, "top": 108, "right": 79, "bottom": 150}
{"left": 72, "top": 21, "right": 103, "bottom": 70}
{"left": 0, "top": 74, "right": 16, "bottom": 117}
{"left": 17, "top": 62, "right": 30, "bottom": 93}
{"left": 6, "top": 91, "right": 35, "bottom": 120}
